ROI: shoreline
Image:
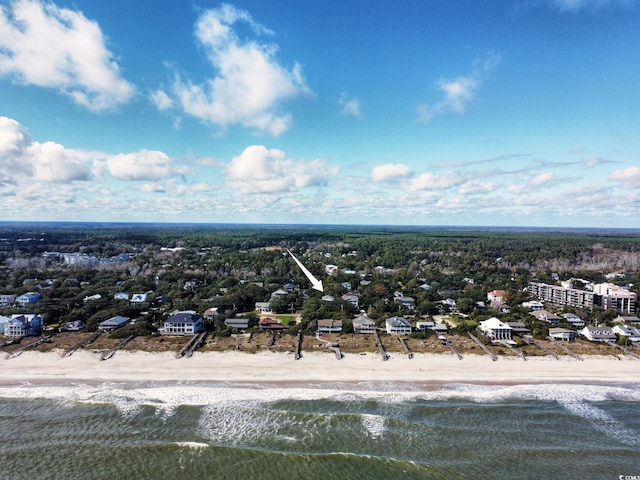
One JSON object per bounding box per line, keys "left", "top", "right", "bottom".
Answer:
{"left": 1, "top": 349, "right": 639, "bottom": 387}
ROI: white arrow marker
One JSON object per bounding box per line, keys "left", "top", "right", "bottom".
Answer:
{"left": 286, "top": 248, "right": 324, "bottom": 292}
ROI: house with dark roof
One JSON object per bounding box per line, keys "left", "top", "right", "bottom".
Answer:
{"left": 317, "top": 319, "right": 343, "bottom": 333}
{"left": 160, "top": 311, "right": 203, "bottom": 336}
{"left": 4, "top": 314, "right": 43, "bottom": 338}
{"left": 98, "top": 316, "right": 131, "bottom": 332}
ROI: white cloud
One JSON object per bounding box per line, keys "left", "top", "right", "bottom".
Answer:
{"left": 106, "top": 150, "right": 178, "bottom": 181}
{"left": 417, "top": 53, "right": 500, "bottom": 123}
{"left": 225, "top": 145, "right": 339, "bottom": 193}
{"left": 0, "top": 0, "right": 134, "bottom": 111}
{"left": 548, "top": 0, "right": 633, "bottom": 12}
{"left": 162, "top": 4, "right": 311, "bottom": 136}
{"left": 339, "top": 93, "right": 363, "bottom": 118}
{"left": 0, "top": 116, "right": 92, "bottom": 186}
{"left": 371, "top": 163, "right": 412, "bottom": 182}
{"left": 457, "top": 180, "right": 495, "bottom": 194}
{"left": 610, "top": 166, "right": 640, "bottom": 189}
{"left": 150, "top": 89, "right": 174, "bottom": 110}
{"left": 529, "top": 171, "right": 555, "bottom": 186}
{"left": 406, "top": 171, "right": 464, "bottom": 191}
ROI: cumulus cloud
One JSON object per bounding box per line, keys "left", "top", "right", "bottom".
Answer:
{"left": 457, "top": 180, "right": 495, "bottom": 194}
{"left": 371, "top": 163, "right": 412, "bottom": 182}
{"left": 225, "top": 145, "right": 339, "bottom": 193}
{"left": 610, "top": 166, "right": 640, "bottom": 189}
{"left": 106, "top": 150, "right": 179, "bottom": 181}
{"left": 0, "top": 116, "right": 92, "bottom": 186}
{"left": 160, "top": 4, "right": 311, "bottom": 136}
{"left": 0, "top": 0, "right": 134, "bottom": 111}
{"left": 406, "top": 171, "right": 465, "bottom": 191}
{"left": 417, "top": 53, "right": 500, "bottom": 123}
{"left": 507, "top": 170, "right": 556, "bottom": 194}
{"left": 339, "top": 93, "right": 363, "bottom": 118}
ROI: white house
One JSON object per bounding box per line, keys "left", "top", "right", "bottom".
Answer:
{"left": 394, "top": 296, "right": 416, "bottom": 310}
{"left": 83, "top": 294, "right": 102, "bottom": 303}
{"left": 614, "top": 315, "right": 640, "bottom": 324}
{"left": 255, "top": 302, "right": 271, "bottom": 313}
{"left": 479, "top": 317, "right": 512, "bottom": 340}
{"left": 270, "top": 289, "right": 288, "bottom": 299}
{"left": 549, "top": 327, "right": 578, "bottom": 341}
{"left": 160, "top": 311, "right": 203, "bottom": 336}
{"left": 580, "top": 326, "right": 616, "bottom": 342}
{"left": 531, "top": 310, "right": 561, "bottom": 325}
{"left": 4, "top": 314, "right": 43, "bottom": 338}
{"left": 342, "top": 294, "right": 359, "bottom": 309}
{"left": 130, "top": 293, "right": 149, "bottom": 303}
{"left": 385, "top": 316, "right": 412, "bottom": 335}
{"left": 612, "top": 324, "right": 640, "bottom": 343}
{"left": 353, "top": 315, "right": 376, "bottom": 334}
{"left": 114, "top": 292, "right": 130, "bottom": 301}
{"left": 561, "top": 313, "right": 585, "bottom": 328}
{"left": 488, "top": 290, "right": 508, "bottom": 304}
{"left": 521, "top": 300, "right": 544, "bottom": 311}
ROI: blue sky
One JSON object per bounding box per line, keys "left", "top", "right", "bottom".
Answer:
{"left": 1, "top": 0, "right": 639, "bottom": 227}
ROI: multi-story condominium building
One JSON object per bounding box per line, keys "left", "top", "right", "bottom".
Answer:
{"left": 527, "top": 282, "right": 595, "bottom": 309}
{"left": 527, "top": 281, "right": 637, "bottom": 314}
{"left": 592, "top": 283, "right": 637, "bottom": 314}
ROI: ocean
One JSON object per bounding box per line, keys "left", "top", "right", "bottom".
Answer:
{"left": 0, "top": 381, "right": 639, "bottom": 480}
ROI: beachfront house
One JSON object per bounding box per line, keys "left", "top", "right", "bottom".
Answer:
{"left": 580, "top": 326, "right": 616, "bottom": 342}
{"left": 353, "top": 315, "right": 376, "bottom": 334}
{"left": 98, "top": 316, "right": 131, "bottom": 332}
{"left": 317, "top": 319, "right": 343, "bottom": 334}
{"left": 225, "top": 318, "right": 249, "bottom": 330}
{"left": 159, "top": 311, "right": 203, "bottom": 336}
{"left": 258, "top": 318, "right": 286, "bottom": 330}
{"left": 612, "top": 324, "right": 640, "bottom": 343}
{"left": 479, "top": 317, "right": 512, "bottom": 341}
{"left": 549, "top": 327, "right": 578, "bottom": 341}
{"left": 614, "top": 315, "right": 640, "bottom": 325}
{"left": 506, "top": 321, "right": 531, "bottom": 336}
{"left": 4, "top": 314, "right": 43, "bottom": 338}
{"left": 385, "top": 316, "right": 412, "bottom": 335}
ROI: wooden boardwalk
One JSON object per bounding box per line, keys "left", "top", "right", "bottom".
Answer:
{"left": 176, "top": 332, "right": 208, "bottom": 358}
{"left": 100, "top": 335, "right": 135, "bottom": 361}
{"left": 62, "top": 331, "right": 102, "bottom": 358}
{"left": 439, "top": 336, "right": 463, "bottom": 360}
{"left": 468, "top": 332, "right": 497, "bottom": 361}
{"left": 522, "top": 336, "right": 559, "bottom": 360}
{"left": 547, "top": 336, "right": 582, "bottom": 361}
{"left": 5, "top": 335, "right": 51, "bottom": 360}
{"left": 295, "top": 330, "right": 303, "bottom": 360}
{"left": 398, "top": 336, "right": 413, "bottom": 359}
{"left": 372, "top": 329, "right": 389, "bottom": 361}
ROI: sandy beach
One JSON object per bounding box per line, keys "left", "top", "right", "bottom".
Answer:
{"left": 1, "top": 349, "right": 638, "bottom": 385}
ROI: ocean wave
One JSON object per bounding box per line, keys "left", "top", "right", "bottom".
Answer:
{"left": 0, "top": 381, "right": 639, "bottom": 413}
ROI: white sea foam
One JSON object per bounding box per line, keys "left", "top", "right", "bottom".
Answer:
{"left": 175, "top": 441, "right": 209, "bottom": 449}
{"left": 1, "top": 381, "right": 639, "bottom": 413}
{"left": 361, "top": 413, "right": 385, "bottom": 438}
